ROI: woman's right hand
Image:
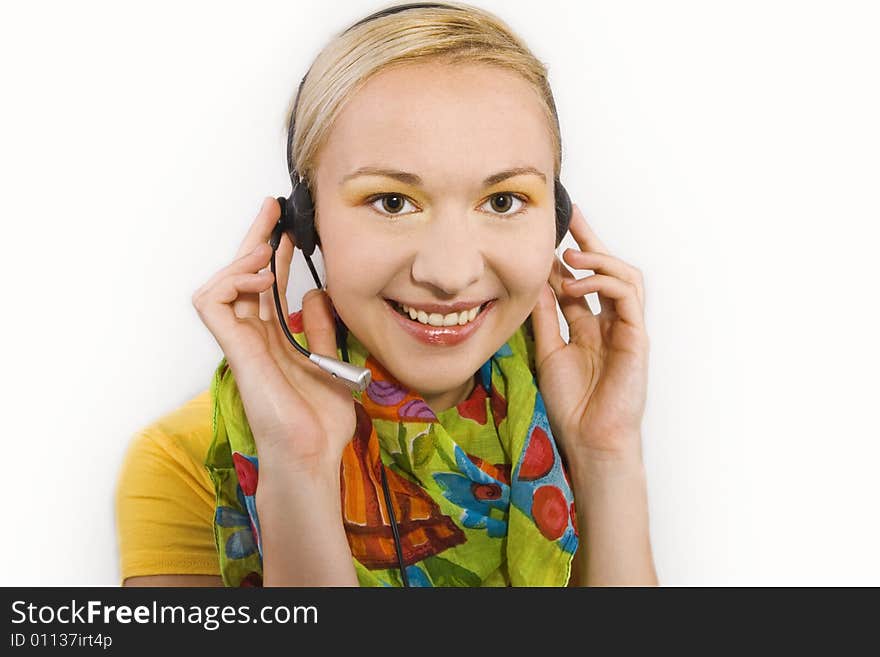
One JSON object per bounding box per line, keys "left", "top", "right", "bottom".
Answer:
{"left": 191, "top": 197, "right": 357, "bottom": 472}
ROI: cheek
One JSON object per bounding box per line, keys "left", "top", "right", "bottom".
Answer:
{"left": 492, "top": 238, "right": 555, "bottom": 298}
{"left": 316, "top": 203, "right": 412, "bottom": 296}
{"left": 320, "top": 229, "right": 398, "bottom": 300}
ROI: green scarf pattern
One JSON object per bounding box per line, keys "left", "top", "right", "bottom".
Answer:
{"left": 206, "top": 311, "right": 579, "bottom": 587}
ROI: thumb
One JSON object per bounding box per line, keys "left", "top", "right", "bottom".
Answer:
{"left": 530, "top": 282, "right": 565, "bottom": 369}
{"left": 301, "top": 289, "right": 340, "bottom": 358}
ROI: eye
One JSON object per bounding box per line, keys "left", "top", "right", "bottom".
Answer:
{"left": 479, "top": 192, "right": 528, "bottom": 217}
{"left": 366, "top": 193, "right": 419, "bottom": 217}
{"left": 365, "top": 191, "right": 529, "bottom": 218}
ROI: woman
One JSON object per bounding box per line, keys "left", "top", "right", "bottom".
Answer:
{"left": 116, "top": 1, "right": 657, "bottom": 587}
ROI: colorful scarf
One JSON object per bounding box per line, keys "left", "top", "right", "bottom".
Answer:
{"left": 205, "top": 310, "right": 579, "bottom": 587}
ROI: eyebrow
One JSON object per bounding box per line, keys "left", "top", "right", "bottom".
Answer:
{"left": 339, "top": 166, "right": 547, "bottom": 187}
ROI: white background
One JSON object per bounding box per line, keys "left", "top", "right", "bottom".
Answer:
{"left": 2, "top": 0, "right": 878, "bottom": 586}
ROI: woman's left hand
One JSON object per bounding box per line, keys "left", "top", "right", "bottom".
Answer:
{"left": 529, "top": 203, "right": 649, "bottom": 464}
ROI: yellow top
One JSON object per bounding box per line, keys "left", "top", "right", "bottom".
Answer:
{"left": 114, "top": 389, "right": 220, "bottom": 584}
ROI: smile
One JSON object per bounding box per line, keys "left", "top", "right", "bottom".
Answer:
{"left": 390, "top": 300, "right": 489, "bottom": 326}
{"left": 383, "top": 298, "right": 496, "bottom": 346}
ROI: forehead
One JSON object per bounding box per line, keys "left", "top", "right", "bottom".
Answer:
{"left": 316, "top": 61, "right": 554, "bottom": 178}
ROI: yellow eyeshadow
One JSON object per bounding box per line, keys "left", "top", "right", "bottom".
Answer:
{"left": 341, "top": 179, "right": 422, "bottom": 204}
{"left": 486, "top": 180, "right": 547, "bottom": 201}
{"left": 341, "top": 175, "right": 549, "bottom": 204}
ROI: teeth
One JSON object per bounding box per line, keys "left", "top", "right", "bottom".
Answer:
{"left": 398, "top": 302, "right": 484, "bottom": 327}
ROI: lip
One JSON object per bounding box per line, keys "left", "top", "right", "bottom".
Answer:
{"left": 384, "top": 298, "right": 496, "bottom": 346}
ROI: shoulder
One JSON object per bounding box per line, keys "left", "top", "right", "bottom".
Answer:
{"left": 133, "top": 389, "right": 213, "bottom": 467}
{"left": 115, "top": 389, "right": 216, "bottom": 513}
{"left": 149, "top": 388, "right": 213, "bottom": 452}
{"left": 115, "top": 389, "right": 220, "bottom": 583}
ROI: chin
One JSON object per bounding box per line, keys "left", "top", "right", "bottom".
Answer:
{"left": 347, "top": 299, "right": 518, "bottom": 390}
{"left": 382, "top": 353, "right": 475, "bottom": 395}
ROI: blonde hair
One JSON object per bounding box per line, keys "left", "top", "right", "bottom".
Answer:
{"left": 285, "top": 1, "right": 562, "bottom": 196}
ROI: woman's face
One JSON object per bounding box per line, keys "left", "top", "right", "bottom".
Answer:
{"left": 312, "top": 61, "right": 557, "bottom": 412}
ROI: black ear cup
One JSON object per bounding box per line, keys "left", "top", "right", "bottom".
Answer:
{"left": 290, "top": 178, "right": 318, "bottom": 257}
{"left": 281, "top": 175, "right": 573, "bottom": 255}
{"left": 554, "top": 178, "right": 572, "bottom": 248}
{"left": 277, "top": 179, "right": 318, "bottom": 257}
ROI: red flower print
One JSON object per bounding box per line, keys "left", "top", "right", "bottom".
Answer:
{"left": 518, "top": 426, "right": 554, "bottom": 481}
{"left": 532, "top": 485, "right": 568, "bottom": 540}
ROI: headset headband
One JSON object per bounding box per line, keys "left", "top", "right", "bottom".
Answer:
{"left": 285, "top": 2, "right": 563, "bottom": 187}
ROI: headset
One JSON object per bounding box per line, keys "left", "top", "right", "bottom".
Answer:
{"left": 265, "top": 1, "right": 573, "bottom": 586}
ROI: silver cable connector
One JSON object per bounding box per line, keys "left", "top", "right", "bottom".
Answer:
{"left": 308, "top": 353, "right": 371, "bottom": 392}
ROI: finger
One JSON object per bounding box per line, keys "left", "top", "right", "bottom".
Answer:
{"left": 258, "top": 231, "right": 294, "bottom": 322}
{"left": 194, "top": 243, "right": 272, "bottom": 305}
{"left": 301, "top": 289, "right": 340, "bottom": 359}
{"left": 569, "top": 204, "right": 610, "bottom": 255}
{"left": 234, "top": 197, "right": 282, "bottom": 259}
{"left": 258, "top": 255, "right": 285, "bottom": 322}
{"left": 529, "top": 282, "right": 566, "bottom": 369}
{"left": 212, "top": 270, "right": 275, "bottom": 305}
{"left": 562, "top": 273, "right": 644, "bottom": 329}
{"left": 274, "top": 230, "right": 295, "bottom": 305}
{"left": 548, "top": 257, "right": 596, "bottom": 329}
{"left": 192, "top": 270, "right": 275, "bottom": 340}
{"left": 232, "top": 243, "right": 274, "bottom": 319}
{"left": 262, "top": 292, "right": 306, "bottom": 381}
{"left": 231, "top": 198, "right": 280, "bottom": 320}
{"left": 562, "top": 248, "right": 644, "bottom": 308}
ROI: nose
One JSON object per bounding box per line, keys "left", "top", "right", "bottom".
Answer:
{"left": 410, "top": 210, "right": 485, "bottom": 296}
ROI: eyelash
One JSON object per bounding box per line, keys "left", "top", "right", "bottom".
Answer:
{"left": 364, "top": 192, "right": 530, "bottom": 219}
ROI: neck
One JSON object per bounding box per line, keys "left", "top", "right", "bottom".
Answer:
{"left": 342, "top": 328, "right": 480, "bottom": 415}
{"left": 420, "top": 374, "right": 477, "bottom": 415}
